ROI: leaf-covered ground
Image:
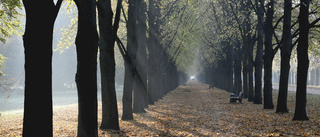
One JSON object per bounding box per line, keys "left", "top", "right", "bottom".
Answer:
{"left": 1, "top": 81, "right": 320, "bottom": 136}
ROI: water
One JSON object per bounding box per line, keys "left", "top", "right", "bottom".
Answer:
{"left": 0, "top": 86, "right": 123, "bottom": 115}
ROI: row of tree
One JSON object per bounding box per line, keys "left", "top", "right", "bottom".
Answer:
{"left": 195, "top": 0, "right": 319, "bottom": 121}
{"left": 21, "top": 0, "right": 188, "bottom": 136}
{"left": 3, "top": 0, "right": 320, "bottom": 136}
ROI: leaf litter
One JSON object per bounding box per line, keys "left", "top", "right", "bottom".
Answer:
{"left": 1, "top": 81, "right": 320, "bottom": 136}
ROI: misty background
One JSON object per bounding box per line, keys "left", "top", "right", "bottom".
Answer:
{"left": 0, "top": 4, "right": 125, "bottom": 114}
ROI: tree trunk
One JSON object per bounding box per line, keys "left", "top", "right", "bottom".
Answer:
{"left": 133, "top": 0, "right": 148, "bottom": 113}
{"left": 147, "top": 0, "right": 161, "bottom": 104}
{"left": 122, "top": 0, "right": 138, "bottom": 120}
{"left": 276, "top": 0, "right": 292, "bottom": 113}
{"left": 226, "top": 43, "right": 234, "bottom": 93}
{"left": 293, "top": 0, "right": 310, "bottom": 121}
{"left": 74, "top": 0, "right": 99, "bottom": 136}
{"left": 243, "top": 49, "right": 248, "bottom": 98}
{"left": 254, "top": 0, "right": 264, "bottom": 104}
{"left": 22, "top": 1, "right": 62, "bottom": 136}
{"left": 246, "top": 7, "right": 254, "bottom": 102}
{"left": 97, "top": 0, "right": 121, "bottom": 130}
{"left": 263, "top": 0, "right": 275, "bottom": 109}
{"left": 234, "top": 42, "right": 242, "bottom": 94}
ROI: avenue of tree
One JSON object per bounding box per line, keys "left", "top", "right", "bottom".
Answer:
{"left": 1, "top": 0, "right": 320, "bottom": 136}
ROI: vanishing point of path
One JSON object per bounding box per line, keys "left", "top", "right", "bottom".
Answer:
{"left": 1, "top": 80, "right": 320, "bottom": 136}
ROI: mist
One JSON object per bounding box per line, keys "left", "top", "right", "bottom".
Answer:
{"left": 0, "top": 4, "right": 125, "bottom": 114}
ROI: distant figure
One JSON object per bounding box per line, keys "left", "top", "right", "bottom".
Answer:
{"left": 209, "top": 84, "right": 214, "bottom": 89}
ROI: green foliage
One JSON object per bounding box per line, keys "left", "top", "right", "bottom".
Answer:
{"left": 0, "top": 54, "right": 6, "bottom": 76}
{"left": 56, "top": 0, "right": 126, "bottom": 76}
{"left": 161, "top": 0, "right": 209, "bottom": 75}
{"left": 161, "top": 0, "right": 251, "bottom": 75}
{"left": 54, "top": 0, "right": 77, "bottom": 53}
{"left": 0, "top": 0, "right": 23, "bottom": 43}
{"left": 0, "top": 0, "right": 22, "bottom": 76}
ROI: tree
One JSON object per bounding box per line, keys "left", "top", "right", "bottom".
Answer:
{"left": 254, "top": 0, "right": 264, "bottom": 104}
{"left": 263, "top": 0, "right": 275, "bottom": 109}
{"left": 122, "top": 0, "right": 138, "bottom": 120}
{"left": 293, "top": 0, "right": 310, "bottom": 121}
{"left": 97, "top": 0, "right": 121, "bottom": 130}
{"left": 22, "top": 0, "right": 62, "bottom": 136}
{"left": 133, "top": 0, "right": 148, "bottom": 113}
{"left": 73, "top": 0, "right": 99, "bottom": 136}
{"left": 148, "top": 0, "right": 161, "bottom": 104}
{"left": 276, "top": 0, "right": 292, "bottom": 113}
{"left": 234, "top": 42, "right": 242, "bottom": 94}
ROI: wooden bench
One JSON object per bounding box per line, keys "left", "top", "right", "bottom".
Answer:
{"left": 230, "top": 92, "right": 243, "bottom": 104}
{"left": 208, "top": 84, "right": 214, "bottom": 89}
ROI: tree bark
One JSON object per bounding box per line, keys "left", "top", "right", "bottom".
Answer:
{"left": 263, "top": 0, "right": 275, "bottom": 109}
{"left": 254, "top": 0, "right": 264, "bottom": 104}
{"left": 22, "top": 0, "right": 62, "bottom": 136}
{"left": 234, "top": 42, "right": 242, "bottom": 94}
{"left": 245, "top": 5, "right": 254, "bottom": 102}
{"left": 122, "top": 0, "right": 138, "bottom": 120}
{"left": 276, "top": 0, "right": 292, "bottom": 113}
{"left": 293, "top": 0, "right": 310, "bottom": 121}
{"left": 97, "top": 0, "right": 121, "bottom": 130}
{"left": 133, "top": 0, "right": 148, "bottom": 113}
{"left": 74, "top": 0, "right": 99, "bottom": 136}
{"left": 147, "top": 0, "right": 161, "bottom": 104}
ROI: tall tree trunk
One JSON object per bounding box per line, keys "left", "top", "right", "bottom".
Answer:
{"left": 245, "top": 4, "right": 254, "bottom": 102}
{"left": 241, "top": 0, "right": 251, "bottom": 99}
{"left": 263, "top": 0, "right": 275, "bottom": 109}
{"left": 133, "top": 0, "right": 148, "bottom": 113}
{"left": 147, "top": 0, "right": 161, "bottom": 104}
{"left": 234, "top": 42, "right": 242, "bottom": 94}
{"left": 226, "top": 42, "right": 234, "bottom": 93}
{"left": 276, "top": 0, "right": 292, "bottom": 113}
{"left": 22, "top": 1, "right": 62, "bottom": 136}
{"left": 157, "top": 45, "right": 165, "bottom": 99}
{"left": 254, "top": 0, "right": 264, "bottom": 104}
{"left": 243, "top": 49, "right": 248, "bottom": 98}
{"left": 293, "top": 0, "right": 310, "bottom": 121}
{"left": 74, "top": 0, "right": 99, "bottom": 136}
{"left": 97, "top": 0, "right": 121, "bottom": 130}
{"left": 122, "top": 0, "right": 138, "bottom": 120}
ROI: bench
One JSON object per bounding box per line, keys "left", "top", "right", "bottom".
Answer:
{"left": 208, "top": 84, "right": 214, "bottom": 89}
{"left": 230, "top": 92, "right": 243, "bottom": 104}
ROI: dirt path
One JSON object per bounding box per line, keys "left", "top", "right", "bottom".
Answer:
{"left": 1, "top": 81, "right": 320, "bottom": 136}
{"left": 120, "top": 81, "right": 320, "bottom": 136}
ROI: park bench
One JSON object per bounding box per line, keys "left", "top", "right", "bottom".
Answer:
{"left": 230, "top": 92, "right": 243, "bottom": 104}
{"left": 208, "top": 84, "right": 214, "bottom": 89}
